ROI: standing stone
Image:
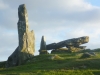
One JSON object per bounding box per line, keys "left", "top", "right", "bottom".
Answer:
{"left": 17, "top": 4, "right": 35, "bottom": 65}
{"left": 39, "top": 36, "right": 48, "bottom": 54}
{"left": 6, "top": 4, "right": 35, "bottom": 67}
{"left": 40, "top": 36, "right": 46, "bottom": 50}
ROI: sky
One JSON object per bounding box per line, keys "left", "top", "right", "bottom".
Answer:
{"left": 0, "top": 0, "right": 100, "bottom": 61}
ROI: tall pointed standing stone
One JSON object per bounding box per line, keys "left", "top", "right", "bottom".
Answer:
{"left": 39, "top": 36, "right": 48, "bottom": 54}
{"left": 17, "top": 4, "right": 35, "bottom": 65}
{"left": 6, "top": 4, "right": 35, "bottom": 67}
{"left": 40, "top": 36, "right": 46, "bottom": 50}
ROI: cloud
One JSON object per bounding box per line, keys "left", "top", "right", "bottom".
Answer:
{"left": 0, "top": 0, "right": 9, "bottom": 10}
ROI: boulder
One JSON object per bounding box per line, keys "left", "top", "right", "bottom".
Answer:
{"left": 80, "top": 53, "right": 91, "bottom": 59}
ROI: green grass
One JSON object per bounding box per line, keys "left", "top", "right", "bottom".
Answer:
{"left": 1, "top": 51, "right": 100, "bottom": 75}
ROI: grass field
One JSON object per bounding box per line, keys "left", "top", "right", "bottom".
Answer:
{"left": 0, "top": 49, "right": 100, "bottom": 75}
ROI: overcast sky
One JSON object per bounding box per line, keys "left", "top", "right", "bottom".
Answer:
{"left": 0, "top": 0, "right": 100, "bottom": 61}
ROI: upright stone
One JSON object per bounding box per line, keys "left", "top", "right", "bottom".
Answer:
{"left": 39, "top": 36, "right": 48, "bottom": 54}
{"left": 17, "top": 4, "right": 35, "bottom": 65}
{"left": 6, "top": 4, "right": 35, "bottom": 67}
{"left": 40, "top": 36, "right": 46, "bottom": 50}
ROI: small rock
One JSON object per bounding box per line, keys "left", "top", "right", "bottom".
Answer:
{"left": 80, "top": 53, "right": 91, "bottom": 58}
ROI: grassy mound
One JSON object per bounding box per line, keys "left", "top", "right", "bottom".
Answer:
{"left": 0, "top": 50, "right": 100, "bottom": 74}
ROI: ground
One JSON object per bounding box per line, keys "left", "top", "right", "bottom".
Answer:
{"left": 0, "top": 49, "right": 100, "bottom": 75}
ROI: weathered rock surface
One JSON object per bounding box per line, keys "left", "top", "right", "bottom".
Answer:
{"left": 51, "top": 47, "right": 86, "bottom": 54}
{"left": 39, "top": 36, "right": 48, "bottom": 54}
{"left": 46, "top": 36, "right": 89, "bottom": 52}
{"left": 6, "top": 4, "right": 35, "bottom": 67}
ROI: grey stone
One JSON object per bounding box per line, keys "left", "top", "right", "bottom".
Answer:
{"left": 46, "top": 36, "right": 89, "bottom": 52}
{"left": 39, "top": 36, "right": 48, "bottom": 54}
{"left": 6, "top": 4, "right": 35, "bottom": 67}
{"left": 40, "top": 36, "right": 46, "bottom": 50}
{"left": 6, "top": 47, "right": 19, "bottom": 67}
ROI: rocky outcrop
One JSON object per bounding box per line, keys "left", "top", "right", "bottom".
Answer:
{"left": 39, "top": 36, "right": 48, "bottom": 54}
{"left": 6, "top": 4, "right": 35, "bottom": 67}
